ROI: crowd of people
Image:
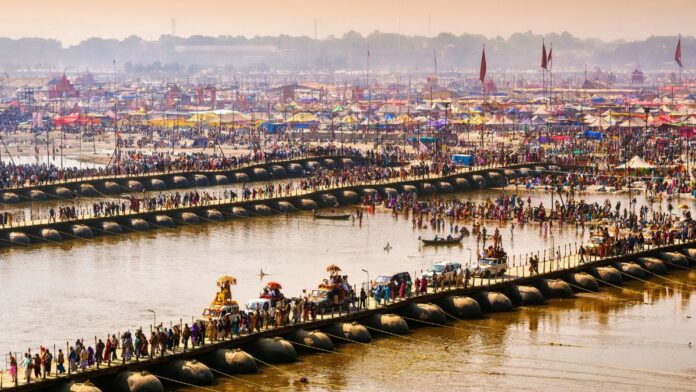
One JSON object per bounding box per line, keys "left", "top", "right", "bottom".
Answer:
{"left": 0, "top": 156, "right": 469, "bottom": 226}
{"left": 9, "top": 194, "right": 696, "bottom": 386}
{"left": 0, "top": 145, "right": 372, "bottom": 189}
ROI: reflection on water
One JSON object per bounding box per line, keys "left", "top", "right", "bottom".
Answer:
{"left": 0, "top": 188, "right": 695, "bottom": 391}
{"left": 166, "top": 272, "right": 696, "bottom": 392}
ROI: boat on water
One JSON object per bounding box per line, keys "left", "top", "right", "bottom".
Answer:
{"left": 313, "top": 210, "right": 351, "bottom": 220}
{"left": 420, "top": 234, "right": 464, "bottom": 246}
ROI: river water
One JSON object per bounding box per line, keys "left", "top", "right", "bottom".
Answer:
{"left": 1, "top": 187, "right": 695, "bottom": 391}
{"left": 181, "top": 272, "right": 696, "bottom": 392}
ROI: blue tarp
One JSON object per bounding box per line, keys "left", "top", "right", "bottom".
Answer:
{"left": 262, "top": 122, "right": 286, "bottom": 134}
{"left": 192, "top": 137, "right": 209, "bottom": 147}
{"left": 584, "top": 130, "right": 602, "bottom": 140}
{"left": 406, "top": 136, "right": 437, "bottom": 143}
{"left": 452, "top": 154, "right": 475, "bottom": 166}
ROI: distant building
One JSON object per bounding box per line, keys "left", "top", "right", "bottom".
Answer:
{"left": 581, "top": 79, "right": 609, "bottom": 89}
{"left": 165, "top": 83, "right": 191, "bottom": 108}
{"left": 631, "top": 68, "right": 645, "bottom": 85}
{"left": 266, "top": 83, "right": 322, "bottom": 102}
{"left": 483, "top": 79, "right": 497, "bottom": 95}
{"left": 48, "top": 74, "right": 79, "bottom": 99}
{"left": 424, "top": 75, "right": 439, "bottom": 92}
{"left": 196, "top": 85, "right": 217, "bottom": 107}
{"left": 75, "top": 71, "right": 96, "bottom": 87}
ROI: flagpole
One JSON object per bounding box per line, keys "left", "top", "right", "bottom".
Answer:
{"left": 542, "top": 67, "right": 545, "bottom": 108}
{"left": 481, "top": 44, "right": 486, "bottom": 149}
{"left": 542, "top": 39, "right": 546, "bottom": 108}
{"left": 679, "top": 34, "right": 683, "bottom": 87}
{"left": 550, "top": 42, "right": 553, "bottom": 105}
{"left": 366, "top": 45, "right": 370, "bottom": 142}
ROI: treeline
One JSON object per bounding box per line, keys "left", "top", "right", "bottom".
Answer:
{"left": 0, "top": 31, "right": 690, "bottom": 73}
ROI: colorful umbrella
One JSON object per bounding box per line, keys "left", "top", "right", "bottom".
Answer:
{"left": 266, "top": 281, "right": 283, "bottom": 290}
{"left": 217, "top": 275, "right": 237, "bottom": 285}
{"left": 326, "top": 264, "right": 341, "bottom": 274}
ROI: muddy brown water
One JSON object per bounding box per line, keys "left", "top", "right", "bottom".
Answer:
{"left": 1, "top": 188, "right": 695, "bottom": 391}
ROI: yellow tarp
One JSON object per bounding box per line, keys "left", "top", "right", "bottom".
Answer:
{"left": 287, "top": 112, "right": 318, "bottom": 123}
{"left": 148, "top": 118, "right": 192, "bottom": 127}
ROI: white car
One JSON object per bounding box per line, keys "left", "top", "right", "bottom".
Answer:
{"left": 468, "top": 257, "right": 508, "bottom": 278}
{"left": 245, "top": 298, "right": 271, "bottom": 311}
{"left": 421, "top": 261, "right": 462, "bottom": 282}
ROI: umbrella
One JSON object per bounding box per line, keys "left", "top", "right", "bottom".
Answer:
{"left": 326, "top": 264, "right": 341, "bottom": 273}
{"left": 217, "top": 275, "right": 237, "bottom": 285}
{"left": 266, "top": 281, "right": 283, "bottom": 290}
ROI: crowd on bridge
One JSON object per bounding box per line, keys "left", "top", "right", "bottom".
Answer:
{"left": 0, "top": 145, "right": 373, "bottom": 189}
{"left": 0, "top": 156, "right": 469, "bottom": 226}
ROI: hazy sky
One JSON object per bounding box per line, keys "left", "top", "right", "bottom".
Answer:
{"left": 2, "top": 0, "right": 693, "bottom": 46}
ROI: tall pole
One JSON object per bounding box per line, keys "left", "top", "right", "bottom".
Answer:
{"left": 481, "top": 58, "right": 485, "bottom": 149}
{"left": 679, "top": 34, "right": 683, "bottom": 87}
{"left": 550, "top": 42, "right": 553, "bottom": 105}
{"left": 366, "top": 45, "right": 371, "bottom": 144}
{"left": 542, "top": 66, "right": 546, "bottom": 108}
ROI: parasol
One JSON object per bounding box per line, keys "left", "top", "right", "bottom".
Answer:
{"left": 266, "top": 281, "right": 283, "bottom": 290}
{"left": 217, "top": 275, "right": 238, "bottom": 285}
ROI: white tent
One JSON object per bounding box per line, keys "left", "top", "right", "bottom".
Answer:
{"left": 615, "top": 156, "right": 655, "bottom": 170}
{"left": 618, "top": 117, "right": 647, "bottom": 128}
{"left": 530, "top": 115, "right": 547, "bottom": 125}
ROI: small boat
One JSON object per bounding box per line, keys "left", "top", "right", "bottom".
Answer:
{"left": 313, "top": 212, "right": 351, "bottom": 220}
{"left": 420, "top": 235, "right": 464, "bottom": 246}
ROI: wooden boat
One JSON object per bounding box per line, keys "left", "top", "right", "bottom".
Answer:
{"left": 420, "top": 235, "right": 464, "bottom": 246}
{"left": 313, "top": 212, "right": 351, "bottom": 220}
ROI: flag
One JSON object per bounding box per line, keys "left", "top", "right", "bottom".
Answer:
{"left": 547, "top": 47, "right": 553, "bottom": 66}
{"left": 675, "top": 37, "right": 683, "bottom": 68}
{"left": 419, "top": 142, "right": 428, "bottom": 153}
{"left": 32, "top": 112, "right": 43, "bottom": 129}
{"left": 479, "top": 47, "right": 487, "bottom": 83}
{"left": 541, "top": 42, "right": 548, "bottom": 70}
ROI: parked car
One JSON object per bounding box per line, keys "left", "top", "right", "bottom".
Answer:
{"left": 203, "top": 302, "right": 240, "bottom": 319}
{"left": 468, "top": 257, "right": 508, "bottom": 278}
{"left": 421, "top": 261, "right": 462, "bottom": 282}
{"left": 309, "top": 289, "right": 351, "bottom": 314}
{"left": 373, "top": 272, "right": 412, "bottom": 288}
{"left": 245, "top": 298, "right": 271, "bottom": 312}
{"left": 583, "top": 236, "right": 606, "bottom": 256}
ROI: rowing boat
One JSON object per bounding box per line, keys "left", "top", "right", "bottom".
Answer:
{"left": 420, "top": 235, "right": 464, "bottom": 246}
{"left": 314, "top": 212, "right": 351, "bottom": 220}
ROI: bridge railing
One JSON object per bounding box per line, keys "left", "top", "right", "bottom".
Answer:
{"left": 0, "top": 150, "right": 366, "bottom": 192}
{"left": 2, "top": 235, "right": 691, "bottom": 389}
{"left": 0, "top": 161, "right": 542, "bottom": 230}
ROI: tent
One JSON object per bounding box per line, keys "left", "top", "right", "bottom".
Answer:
{"left": 341, "top": 115, "right": 357, "bottom": 124}
{"left": 618, "top": 117, "right": 647, "bottom": 128}
{"left": 615, "top": 156, "right": 655, "bottom": 170}
{"left": 287, "top": 112, "right": 318, "bottom": 123}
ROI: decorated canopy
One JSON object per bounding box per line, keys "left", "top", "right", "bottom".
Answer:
{"left": 615, "top": 155, "right": 655, "bottom": 170}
